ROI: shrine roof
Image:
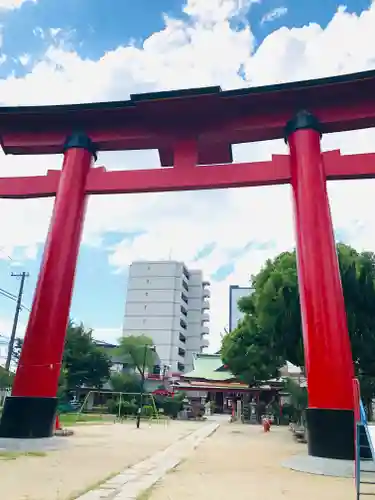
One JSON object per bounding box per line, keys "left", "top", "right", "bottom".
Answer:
{"left": 182, "top": 353, "right": 235, "bottom": 382}
{"left": 0, "top": 68, "right": 375, "bottom": 157}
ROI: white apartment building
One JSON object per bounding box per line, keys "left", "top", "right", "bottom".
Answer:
{"left": 123, "top": 261, "right": 210, "bottom": 374}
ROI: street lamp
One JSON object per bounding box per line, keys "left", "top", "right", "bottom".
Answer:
{"left": 136, "top": 344, "right": 156, "bottom": 429}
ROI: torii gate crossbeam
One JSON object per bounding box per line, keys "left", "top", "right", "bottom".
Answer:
{"left": 1, "top": 150, "right": 375, "bottom": 199}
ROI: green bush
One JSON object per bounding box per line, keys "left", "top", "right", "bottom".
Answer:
{"left": 141, "top": 405, "right": 153, "bottom": 417}
{"left": 107, "top": 399, "right": 117, "bottom": 414}
{"left": 160, "top": 397, "right": 183, "bottom": 418}
{"left": 107, "top": 399, "right": 138, "bottom": 417}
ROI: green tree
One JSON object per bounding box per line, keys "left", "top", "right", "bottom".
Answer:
{"left": 110, "top": 372, "right": 142, "bottom": 394}
{"left": 63, "top": 321, "right": 111, "bottom": 391}
{"left": 116, "top": 335, "right": 156, "bottom": 377}
{"left": 221, "top": 314, "right": 284, "bottom": 385}
{"left": 0, "top": 366, "right": 13, "bottom": 390}
{"left": 7, "top": 322, "right": 112, "bottom": 397}
{"left": 283, "top": 377, "right": 308, "bottom": 424}
{"left": 225, "top": 243, "right": 375, "bottom": 410}
{"left": 12, "top": 337, "right": 23, "bottom": 363}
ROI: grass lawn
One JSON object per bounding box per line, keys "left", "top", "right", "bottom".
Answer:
{"left": 0, "top": 410, "right": 168, "bottom": 428}
{"left": 0, "top": 450, "right": 46, "bottom": 461}
{"left": 59, "top": 413, "right": 111, "bottom": 426}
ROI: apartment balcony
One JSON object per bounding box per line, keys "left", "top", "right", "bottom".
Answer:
{"left": 180, "top": 305, "right": 188, "bottom": 317}
{"left": 179, "top": 332, "right": 186, "bottom": 344}
{"left": 202, "top": 312, "right": 210, "bottom": 322}
{"left": 202, "top": 299, "right": 210, "bottom": 310}
{"left": 202, "top": 325, "right": 209, "bottom": 335}
{"left": 202, "top": 288, "right": 211, "bottom": 298}
{"left": 201, "top": 338, "right": 209, "bottom": 349}
{"left": 178, "top": 347, "right": 186, "bottom": 358}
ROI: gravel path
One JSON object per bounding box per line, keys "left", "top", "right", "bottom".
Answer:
{"left": 0, "top": 420, "right": 200, "bottom": 500}
{"left": 149, "top": 422, "right": 355, "bottom": 500}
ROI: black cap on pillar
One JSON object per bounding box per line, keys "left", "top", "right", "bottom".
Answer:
{"left": 63, "top": 131, "right": 97, "bottom": 160}
{"left": 284, "top": 110, "right": 322, "bottom": 143}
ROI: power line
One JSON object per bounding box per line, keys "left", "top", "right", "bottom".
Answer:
{"left": 0, "top": 288, "right": 17, "bottom": 301}
{"left": 5, "top": 272, "right": 29, "bottom": 371}
{"left": 0, "top": 287, "right": 31, "bottom": 312}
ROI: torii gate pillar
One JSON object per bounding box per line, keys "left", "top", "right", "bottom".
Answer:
{"left": 0, "top": 133, "right": 95, "bottom": 439}
{"left": 286, "top": 111, "right": 355, "bottom": 460}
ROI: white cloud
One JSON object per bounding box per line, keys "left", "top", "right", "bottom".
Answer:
{"left": 183, "top": 0, "right": 258, "bottom": 24}
{"left": 261, "top": 6, "right": 288, "bottom": 25}
{"left": 0, "top": 0, "right": 35, "bottom": 10}
{"left": 1, "top": 0, "right": 375, "bottom": 351}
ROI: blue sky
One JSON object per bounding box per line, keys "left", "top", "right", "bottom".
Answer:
{"left": 0, "top": 0, "right": 370, "bottom": 77}
{"left": 0, "top": 0, "right": 374, "bottom": 350}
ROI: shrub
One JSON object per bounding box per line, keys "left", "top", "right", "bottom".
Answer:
{"left": 161, "top": 397, "right": 183, "bottom": 418}
{"left": 107, "top": 399, "right": 138, "bottom": 417}
{"left": 141, "top": 405, "right": 153, "bottom": 417}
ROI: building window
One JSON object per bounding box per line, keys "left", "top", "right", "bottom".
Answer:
{"left": 179, "top": 333, "right": 186, "bottom": 343}
{"left": 178, "top": 348, "right": 186, "bottom": 357}
{"left": 180, "top": 319, "right": 187, "bottom": 330}
{"left": 181, "top": 293, "right": 188, "bottom": 304}
{"left": 180, "top": 306, "right": 187, "bottom": 316}
{"left": 182, "top": 280, "right": 189, "bottom": 292}
{"left": 177, "top": 362, "right": 185, "bottom": 372}
{"left": 182, "top": 266, "right": 190, "bottom": 280}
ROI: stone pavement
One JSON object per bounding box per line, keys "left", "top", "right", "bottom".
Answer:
{"left": 76, "top": 421, "right": 219, "bottom": 500}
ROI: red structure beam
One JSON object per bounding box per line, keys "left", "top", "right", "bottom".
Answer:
{"left": 324, "top": 150, "right": 375, "bottom": 180}
{"left": 0, "top": 170, "right": 60, "bottom": 199}
{"left": 0, "top": 70, "right": 375, "bottom": 160}
{"left": 1, "top": 150, "right": 375, "bottom": 199}
{"left": 87, "top": 155, "right": 290, "bottom": 195}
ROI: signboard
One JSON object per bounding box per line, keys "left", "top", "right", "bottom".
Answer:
{"left": 229, "top": 285, "right": 253, "bottom": 332}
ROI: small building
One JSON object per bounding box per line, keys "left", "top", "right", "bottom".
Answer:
{"left": 172, "top": 353, "right": 284, "bottom": 414}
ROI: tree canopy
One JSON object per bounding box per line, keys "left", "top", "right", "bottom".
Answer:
{"left": 116, "top": 335, "right": 156, "bottom": 377}
{"left": 13, "top": 320, "right": 112, "bottom": 393}
{"left": 0, "top": 366, "right": 13, "bottom": 390}
{"left": 221, "top": 243, "right": 375, "bottom": 402}
{"left": 63, "top": 321, "right": 112, "bottom": 390}
{"left": 110, "top": 372, "right": 142, "bottom": 394}
{"left": 221, "top": 314, "right": 284, "bottom": 386}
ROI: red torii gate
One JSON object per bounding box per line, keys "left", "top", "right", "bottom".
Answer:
{"left": 1, "top": 69, "right": 375, "bottom": 461}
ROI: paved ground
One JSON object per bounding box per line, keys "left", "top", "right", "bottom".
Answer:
{"left": 148, "top": 422, "right": 357, "bottom": 500}
{"left": 77, "top": 421, "right": 219, "bottom": 500}
{"left": 0, "top": 420, "right": 201, "bottom": 500}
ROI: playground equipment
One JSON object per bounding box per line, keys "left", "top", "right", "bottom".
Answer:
{"left": 77, "top": 390, "right": 161, "bottom": 424}
{"left": 1, "top": 70, "right": 375, "bottom": 460}
{"left": 353, "top": 379, "right": 375, "bottom": 499}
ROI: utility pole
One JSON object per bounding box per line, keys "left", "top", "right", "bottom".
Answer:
{"left": 5, "top": 272, "right": 29, "bottom": 372}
